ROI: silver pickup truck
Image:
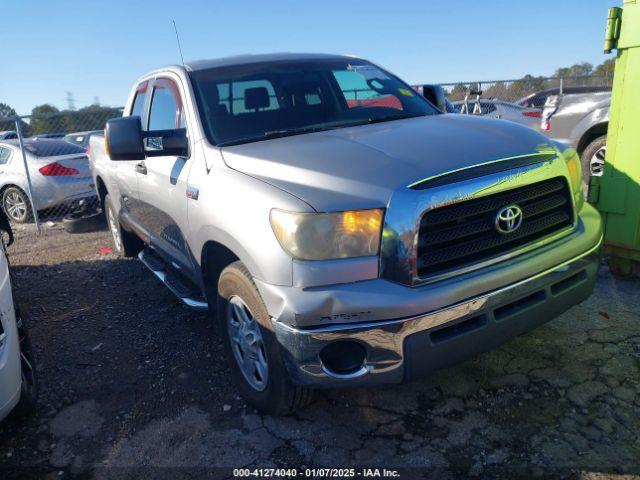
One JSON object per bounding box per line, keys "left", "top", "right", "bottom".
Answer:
{"left": 90, "top": 53, "right": 602, "bottom": 414}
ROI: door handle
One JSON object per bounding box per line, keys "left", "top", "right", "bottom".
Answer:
{"left": 135, "top": 162, "right": 147, "bottom": 175}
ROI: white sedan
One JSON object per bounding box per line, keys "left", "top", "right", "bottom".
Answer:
{"left": 0, "top": 212, "right": 37, "bottom": 421}
{"left": 0, "top": 139, "right": 96, "bottom": 223}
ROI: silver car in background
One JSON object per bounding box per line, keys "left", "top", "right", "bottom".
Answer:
{"left": 541, "top": 91, "right": 610, "bottom": 189}
{"left": 0, "top": 132, "right": 18, "bottom": 140}
{"left": 0, "top": 139, "right": 95, "bottom": 223}
{"left": 64, "top": 130, "right": 103, "bottom": 153}
{"left": 453, "top": 99, "right": 542, "bottom": 129}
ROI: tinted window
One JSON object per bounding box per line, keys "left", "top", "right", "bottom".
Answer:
{"left": 148, "top": 78, "right": 185, "bottom": 131}
{"left": 191, "top": 59, "right": 439, "bottom": 146}
{"left": 0, "top": 147, "right": 11, "bottom": 164}
{"left": 130, "top": 81, "right": 149, "bottom": 119}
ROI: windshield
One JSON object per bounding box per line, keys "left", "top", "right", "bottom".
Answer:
{"left": 190, "top": 59, "right": 440, "bottom": 146}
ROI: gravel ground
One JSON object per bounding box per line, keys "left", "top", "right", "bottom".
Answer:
{"left": 0, "top": 224, "right": 638, "bottom": 479}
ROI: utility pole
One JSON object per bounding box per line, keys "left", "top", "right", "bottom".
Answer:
{"left": 66, "top": 92, "right": 76, "bottom": 111}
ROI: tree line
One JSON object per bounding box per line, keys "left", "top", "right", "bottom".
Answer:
{"left": 445, "top": 59, "right": 615, "bottom": 102}
{"left": 0, "top": 102, "right": 122, "bottom": 137}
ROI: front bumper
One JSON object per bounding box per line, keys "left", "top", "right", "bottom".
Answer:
{"left": 269, "top": 205, "right": 602, "bottom": 388}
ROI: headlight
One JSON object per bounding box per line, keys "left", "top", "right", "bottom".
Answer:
{"left": 561, "top": 147, "right": 584, "bottom": 211}
{"left": 270, "top": 208, "right": 384, "bottom": 260}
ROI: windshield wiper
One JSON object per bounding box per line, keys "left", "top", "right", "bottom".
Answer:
{"left": 364, "top": 113, "right": 424, "bottom": 125}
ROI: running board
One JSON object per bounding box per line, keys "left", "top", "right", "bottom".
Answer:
{"left": 138, "top": 248, "right": 208, "bottom": 311}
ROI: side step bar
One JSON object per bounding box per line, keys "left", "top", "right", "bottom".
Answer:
{"left": 138, "top": 248, "right": 208, "bottom": 311}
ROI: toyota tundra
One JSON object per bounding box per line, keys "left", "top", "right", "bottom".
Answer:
{"left": 90, "top": 53, "right": 602, "bottom": 414}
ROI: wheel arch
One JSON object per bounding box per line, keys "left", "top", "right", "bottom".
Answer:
{"left": 201, "top": 240, "right": 240, "bottom": 305}
{"left": 0, "top": 183, "right": 27, "bottom": 196}
{"left": 95, "top": 175, "right": 108, "bottom": 207}
{"left": 577, "top": 122, "right": 608, "bottom": 156}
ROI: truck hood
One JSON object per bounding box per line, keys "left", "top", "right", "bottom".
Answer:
{"left": 221, "top": 114, "right": 557, "bottom": 211}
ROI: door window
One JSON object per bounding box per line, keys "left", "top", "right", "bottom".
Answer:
{"left": 148, "top": 78, "right": 186, "bottom": 130}
{"left": 130, "top": 80, "right": 149, "bottom": 119}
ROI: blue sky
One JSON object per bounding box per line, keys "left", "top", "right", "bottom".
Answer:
{"left": 1, "top": 0, "right": 616, "bottom": 115}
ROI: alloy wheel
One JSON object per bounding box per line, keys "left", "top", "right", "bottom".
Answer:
{"left": 226, "top": 295, "right": 268, "bottom": 391}
{"left": 4, "top": 190, "right": 27, "bottom": 222}
{"left": 590, "top": 146, "right": 606, "bottom": 177}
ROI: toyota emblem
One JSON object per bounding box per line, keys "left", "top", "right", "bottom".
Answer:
{"left": 495, "top": 205, "right": 523, "bottom": 234}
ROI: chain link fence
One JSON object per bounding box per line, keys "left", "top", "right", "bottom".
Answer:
{"left": 0, "top": 108, "right": 122, "bottom": 235}
{"left": 439, "top": 74, "right": 612, "bottom": 106}
{"left": 0, "top": 74, "right": 612, "bottom": 239}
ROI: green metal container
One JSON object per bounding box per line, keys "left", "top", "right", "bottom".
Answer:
{"left": 596, "top": 1, "right": 640, "bottom": 276}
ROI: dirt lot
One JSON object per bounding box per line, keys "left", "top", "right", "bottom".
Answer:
{"left": 0, "top": 225, "right": 638, "bottom": 479}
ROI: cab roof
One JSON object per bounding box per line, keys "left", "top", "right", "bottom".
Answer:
{"left": 183, "top": 53, "right": 360, "bottom": 72}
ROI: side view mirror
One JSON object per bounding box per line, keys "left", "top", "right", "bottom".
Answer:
{"left": 420, "top": 85, "right": 448, "bottom": 112}
{"left": 105, "top": 116, "right": 145, "bottom": 161}
{"left": 105, "top": 116, "right": 189, "bottom": 161}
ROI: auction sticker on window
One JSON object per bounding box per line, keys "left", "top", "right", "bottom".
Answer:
{"left": 348, "top": 64, "right": 390, "bottom": 81}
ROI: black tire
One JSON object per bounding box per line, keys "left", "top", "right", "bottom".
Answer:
{"left": 62, "top": 210, "right": 106, "bottom": 234}
{"left": 14, "top": 306, "right": 38, "bottom": 415}
{"left": 580, "top": 135, "right": 607, "bottom": 194}
{"left": 104, "top": 194, "right": 143, "bottom": 257}
{"left": 2, "top": 186, "right": 33, "bottom": 224}
{"left": 217, "top": 261, "right": 313, "bottom": 415}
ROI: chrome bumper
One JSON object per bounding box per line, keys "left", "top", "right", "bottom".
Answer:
{"left": 273, "top": 237, "right": 602, "bottom": 388}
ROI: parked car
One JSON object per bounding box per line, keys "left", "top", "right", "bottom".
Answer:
{"left": 453, "top": 99, "right": 542, "bottom": 129}
{"left": 0, "top": 131, "right": 18, "bottom": 140}
{"left": 517, "top": 85, "right": 611, "bottom": 110}
{"left": 0, "top": 208, "right": 38, "bottom": 421}
{"left": 64, "top": 130, "right": 103, "bottom": 153}
{"left": 540, "top": 91, "right": 610, "bottom": 190}
{"left": 91, "top": 53, "right": 602, "bottom": 414}
{"left": 0, "top": 139, "right": 95, "bottom": 223}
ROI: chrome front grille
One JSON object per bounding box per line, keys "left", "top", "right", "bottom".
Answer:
{"left": 417, "top": 177, "right": 573, "bottom": 278}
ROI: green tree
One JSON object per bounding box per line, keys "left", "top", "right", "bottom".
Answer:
{"left": 447, "top": 83, "right": 469, "bottom": 101}
{"left": 0, "top": 103, "right": 17, "bottom": 119}
{"left": 30, "top": 104, "right": 62, "bottom": 135}
{"left": 0, "top": 102, "right": 32, "bottom": 136}
{"left": 0, "top": 103, "right": 18, "bottom": 132}
{"left": 594, "top": 58, "right": 615, "bottom": 77}
{"left": 507, "top": 75, "right": 549, "bottom": 102}
{"left": 554, "top": 62, "right": 593, "bottom": 80}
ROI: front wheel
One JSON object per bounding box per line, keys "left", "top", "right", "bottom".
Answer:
{"left": 217, "top": 261, "right": 312, "bottom": 415}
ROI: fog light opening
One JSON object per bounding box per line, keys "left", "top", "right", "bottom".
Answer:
{"left": 319, "top": 340, "right": 367, "bottom": 377}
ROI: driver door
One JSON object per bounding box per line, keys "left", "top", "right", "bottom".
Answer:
{"left": 135, "top": 76, "right": 194, "bottom": 274}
